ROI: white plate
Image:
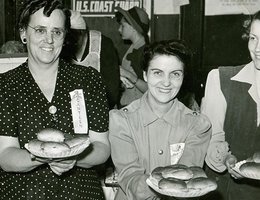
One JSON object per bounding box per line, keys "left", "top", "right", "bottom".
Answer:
{"left": 233, "top": 160, "right": 260, "bottom": 180}
{"left": 146, "top": 176, "right": 217, "bottom": 198}
{"left": 25, "top": 138, "right": 90, "bottom": 158}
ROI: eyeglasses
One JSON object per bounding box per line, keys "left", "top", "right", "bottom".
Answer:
{"left": 27, "top": 25, "right": 66, "bottom": 40}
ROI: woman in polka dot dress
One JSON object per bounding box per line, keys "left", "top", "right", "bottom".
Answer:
{"left": 0, "top": 0, "right": 110, "bottom": 199}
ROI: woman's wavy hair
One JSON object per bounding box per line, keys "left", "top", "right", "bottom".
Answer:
{"left": 142, "top": 39, "right": 192, "bottom": 74}
{"left": 18, "top": 0, "right": 71, "bottom": 31}
{"left": 242, "top": 10, "right": 260, "bottom": 40}
{"left": 142, "top": 39, "right": 194, "bottom": 98}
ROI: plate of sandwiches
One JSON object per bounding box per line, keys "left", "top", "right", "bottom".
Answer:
{"left": 232, "top": 152, "right": 260, "bottom": 180}
{"left": 25, "top": 128, "right": 90, "bottom": 158}
{"left": 146, "top": 164, "right": 217, "bottom": 198}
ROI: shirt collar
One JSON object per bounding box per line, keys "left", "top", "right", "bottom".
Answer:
{"left": 231, "top": 61, "right": 255, "bottom": 84}
{"left": 140, "top": 92, "right": 180, "bottom": 127}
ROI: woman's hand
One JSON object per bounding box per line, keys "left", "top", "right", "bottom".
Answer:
{"left": 120, "top": 67, "right": 137, "bottom": 84}
{"left": 224, "top": 154, "right": 243, "bottom": 179}
{"left": 48, "top": 158, "right": 77, "bottom": 176}
{"left": 120, "top": 76, "right": 134, "bottom": 89}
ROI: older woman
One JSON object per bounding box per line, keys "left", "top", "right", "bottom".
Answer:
{"left": 0, "top": 0, "right": 110, "bottom": 199}
{"left": 109, "top": 40, "right": 212, "bottom": 200}
{"left": 201, "top": 10, "right": 260, "bottom": 200}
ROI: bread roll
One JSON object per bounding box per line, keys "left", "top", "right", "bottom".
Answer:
{"left": 187, "top": 177, "right": 217, "bottom": 190}
{"left": 27, "top": 139, "right": 44, "bottom": 153}
{"left": 239, "top": 162, "right": 260, "bottom": 175}
{"left": 253, "top": 152, "right": 260, "bottom": 163}
{"left": 161, "top": 164, "right": 193, "bottom": 180}
{"left": 159, "top": 177, "right": 188, "bottom": 192}
{"left": 65, "top": 135, "right": 88, "bottom": 148}
{"left": 189, "top": 166, "right": 207, "bottom": 178}
{"left": 152, "top": 166, "right": 166, "bottom": 174}
{"left": 37, "top": 128, "right": 65, "bottom": 142}
{"left": 41, "top": 141, "right": 70, "bottom": 154}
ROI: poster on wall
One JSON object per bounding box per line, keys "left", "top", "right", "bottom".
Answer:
{"left": 72, "top": 0, "right": 144, "bottom": 17}
{"left": 154, "top": 0, "right": 189, "bottom": 15}
{"left": 205, "top": 0, "right": 260, "bottom": 16}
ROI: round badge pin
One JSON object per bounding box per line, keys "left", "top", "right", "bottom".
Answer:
{"left": 48, "top": 105, "right": 57, "bottom": 114}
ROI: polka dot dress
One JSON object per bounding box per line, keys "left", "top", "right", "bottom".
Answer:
{"left": 0, "top": 60, "right": 109, "bottom": 199}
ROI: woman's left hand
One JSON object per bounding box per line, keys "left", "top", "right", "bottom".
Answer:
{"left": 225, "top": 154, "right": 243, "bottom": 179}
{"left": 120, "top": 76, "right": 134, "bottom": 89}
{"left": 49, "top": 158, "right": 77, "bottom": 176}
{"left": 120, "top": 68, "right": 137, "bottom": 83}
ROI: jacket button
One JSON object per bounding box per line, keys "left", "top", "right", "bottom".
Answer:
{"left": 123, "top": 108, "right": 128, "bottom": 112}
{"left": 193, "top": 111, "right": 199, "bottom": 115}
{"left": 158, "top": 150, "right": 163, "bottom": 155}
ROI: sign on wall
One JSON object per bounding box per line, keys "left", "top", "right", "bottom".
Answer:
{"left": 205, "top": 0, "right": 260, "bottom": 16}
{"left": 72, "top": 0, "right": 143, "bottom": 17}
{"left": 154, "top": 0, "right": 189, "bottom": 15}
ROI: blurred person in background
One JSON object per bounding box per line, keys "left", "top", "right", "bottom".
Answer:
{"left": 1, "top": 40, "right": 26, "bottom": 54}
{"left": 115, "top": 6, "right": 150, "bottom": 107}
{"left": 62, "top": 10, "right": 120, "bottom": 110}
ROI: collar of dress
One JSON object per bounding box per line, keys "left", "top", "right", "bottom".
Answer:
{"left": 139, "top": 92, "right": 185, "bottom": 127}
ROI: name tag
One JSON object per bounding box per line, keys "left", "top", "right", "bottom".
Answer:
{"left": 170, "top": 143, "right": 185, "bottom": 165}
{"left": 70, "top": 89, "right": 88, "bottom": 134}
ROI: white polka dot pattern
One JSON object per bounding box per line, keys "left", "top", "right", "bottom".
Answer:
{"left": 0, "top": 60, "right": 108, "bottom": 199}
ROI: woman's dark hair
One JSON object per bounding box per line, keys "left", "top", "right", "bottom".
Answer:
{"left": 142, "top": 39, "right": 192, "bottom": 73}
{"left": 242, "top": 10, "right": 260, "bottom": 40}
{"left": 142, "top": 39, "right": 194, "bottom": 104}
{"left": 18, "top": 0, "right": 71, "bottom": 31}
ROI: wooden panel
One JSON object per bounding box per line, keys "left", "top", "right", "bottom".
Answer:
{"left": 181, "top": 0, "right": 204, "bottom": 69}
{"left": 179, "top": 1, "right": 205, "bottom": 103}
{"left": 203, "top": 15, "right": 251, "bottom": 69}
{"left": 153, "top": 15, "right": 180, "bottom": 42}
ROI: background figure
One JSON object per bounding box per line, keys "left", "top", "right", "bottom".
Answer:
{"left": 115, "top": 6, "right": 149, "bottom": 107}
{"left": 1, "top": 40, "right": 26, "bottom": 54}
{"left": 201, "top": 10, "right": 260, "bottom": 200}
{"left": 109, "top": 39, "right": 211, "bottom": 200}
{"left": 0, "top": 0, "right": 110, "bottom": 199}
{"left": 62, "top": 10, "right": 120, "bottom": 110}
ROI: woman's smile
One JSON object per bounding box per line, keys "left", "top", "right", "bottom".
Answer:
{"left": 157, "top": 87, "right": 172, "bottom": 93}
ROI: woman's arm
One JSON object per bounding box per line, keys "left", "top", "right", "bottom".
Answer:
{"left": 109, "top": 110, "right": 158, "bottom": 200}
{"left": 134, "top": 77, "right": 148, "bottom": 93}
{"left": 0, "top": 136, "right": 44, "bottom": 172}
{"left": 76, "top": 130, "right": 110, "bottom": 168}
{"left": 201, "top": 69, "right": 230, "bottom": 172}
{"left": 120, "top": 67, "right": 148, "bottom": 92}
